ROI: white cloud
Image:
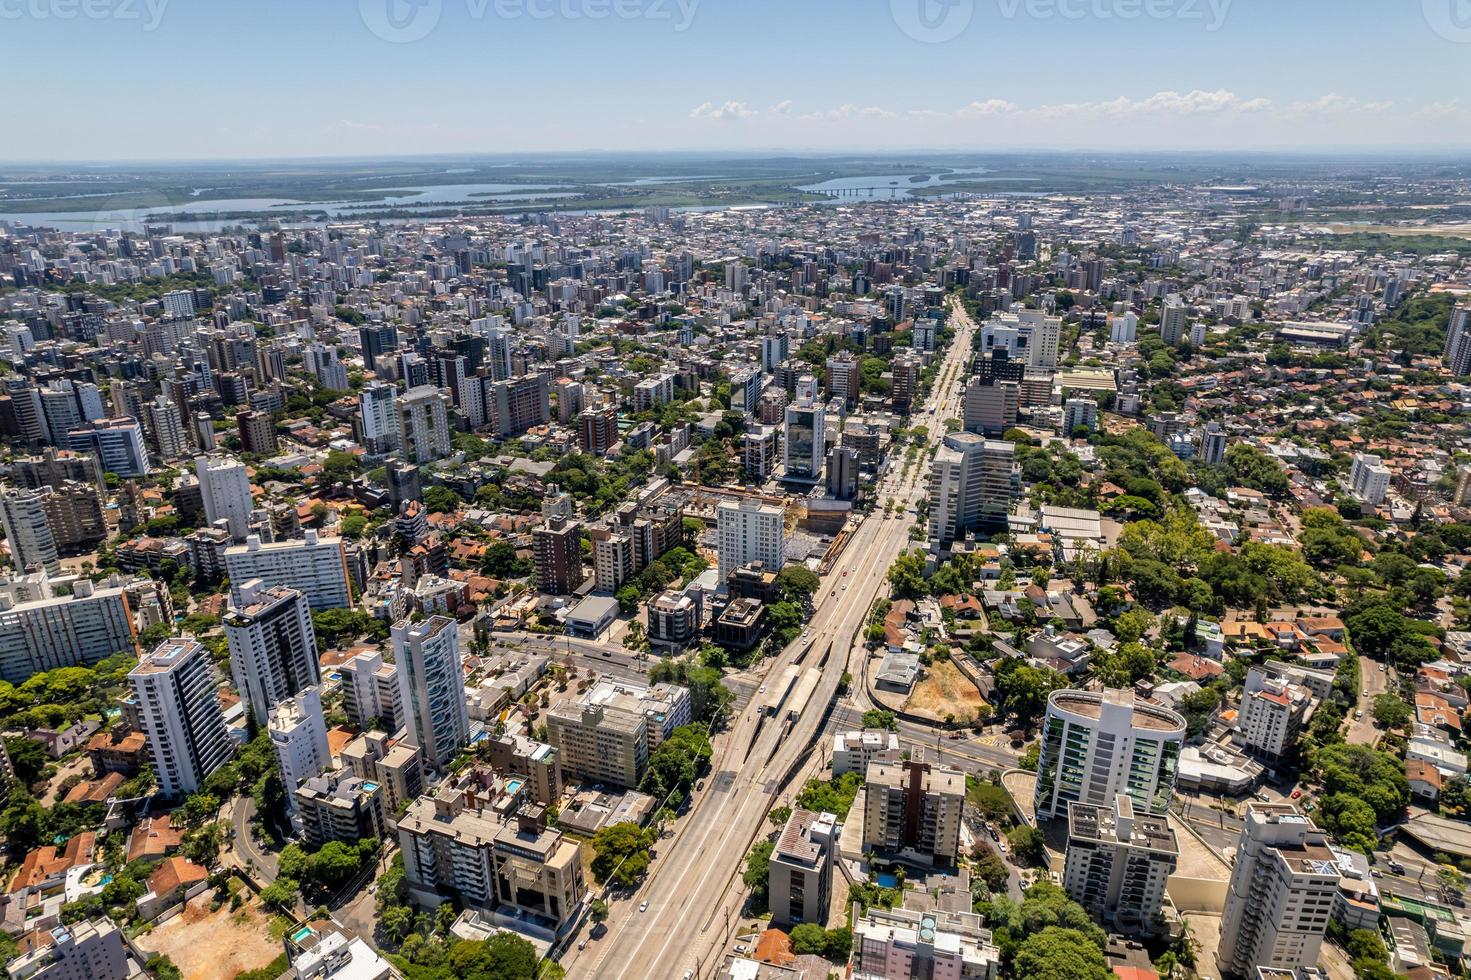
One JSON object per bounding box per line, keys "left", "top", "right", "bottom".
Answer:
{"left": 689, "top": 101, "right": 758, "bottom": 120}
{"left": 768, "top": 99, "right": 794, "bottom": 116}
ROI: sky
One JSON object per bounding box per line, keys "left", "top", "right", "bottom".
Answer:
{"left": 3, "top": 0, "right": 1470, "bottom": 160}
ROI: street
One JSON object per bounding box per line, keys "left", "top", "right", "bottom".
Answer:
{"left": 563, "top": 300, "right": 978, "bottom": 980}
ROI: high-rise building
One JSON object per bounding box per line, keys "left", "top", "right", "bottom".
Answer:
{"left": 546, "top": 680, "right": 690, "bottom": 788}
{"left": 0, "top": 579, "right": 136, "bottom": 683}
{"left": 760, "top": 333, "right": 789, "bottom": 373}
{"left": 717, "top": 498, "right": 785, "bottom": 581}
{"left": 783, "top": 382, "right": 826, "bottom": 482}
{"left": 4, "top": 918, "right": 129, "bottom": 980}
{"left": 66, "top": 418, "right": 148, "bottom": 478}
{"left": 1, "top": 487, "right": 60, "bottom": 575}
{"left": 489, "top": 374, "right": 551, "bottom": 437}
{"left": 358, "top": 382, "right": 400, "bottom": 456}
{"left": 1200, "top": 422, "right": 1228, "bottom": 466}
{"left": 890, "top": 352, "right": 923, "bottom": 414}
{"left": 578, "top": 406, "right": 619, "bottom": 455}
{"left": 927, "top": 433, "right": 1020, "bottom": 552}
{"left": 1034, "top": 688, "right": 1186, "bottom": 820}
{"left": 359, "top": 324, "right": 399, "bottom": 373}
{"left": 224, "top": 579, "right": 320, "bottom": 726}
{"left": 1063, "top": 396, "right": 1098, "bottom": 435}
{"left": 979, "top": 310, "right": 1061, "bottom": 369}
{"left": 130, "top": 639, "right": 234, "bottom": 798}
{"left": 397, "top": 386, "right": 452, "bottom": 464}
{"left": 1064, "top": 794, "right": 1179, "bottom": 935}
{"left": 1441, "top": 305, "right": 1471, "bottom": 376}
{"left": 386, "top": 459, "right": 422, "bottom": 513}
{"left": 588, "top": 525, "right": 634, "bottom": 594}
{"left": 338, "top": 649, "right": 402, "bottom": 734}
{"left": 1160, "top": 294, "right": 1188, "bottom": 347}
{"left": 769, "top": 808, "right": 838, "bottom": 928}
{"left": 961, "top": 378, "right": 1020, "bottom": 436}
{"left": 1218, "top": 803, "right": 1340, "bottom": 977}
{"left": 295, "top": 768, "right": 385, "bottom": 851}
{"left": 268, "top": 686, "right": 331, "bottom": 813}
{"left": 224, "top": 530, "right": 352, "bottom": 611}
{"left": 194, "top": 412, "right": 216, "bottom": 453}
{"left": 852, "top": 905, "right": 1001, "bottom": 980}
{"left": 237, "top": 410, "right": 277, "bottom": 455}
{"left": 1349, "top": 452, "right": 1391, "bottom": 506}
{"left": 39, "top": 482, "right": 106, "bottom": 550}
{"left": 826, "top": 353, "right": 862, "bottom": 410}
{"left": 826, "top": 445, "right": 859, "bottom": 501}
{"left": 533, "top": 516, "right": 584, "bottom": 595}
{"left": 861, "top": 757, "right": 965, "bottom": 862}
{"left": 742, "top": 425, "right": 779, "bottom": 480}
{"left": 196, "top": 454, "right": 254, "bottom": 541}
{"left": 145, "top": 394, "right": 191, "bottom": 460}
{"left": 306, "top": 342, "right": 349, "bottom": 392}
{"left": 392, "top": 616, "right": 469, "bottom": 772}
{"left": 1238, "top": 664, "right": 1314, "bottom": 763}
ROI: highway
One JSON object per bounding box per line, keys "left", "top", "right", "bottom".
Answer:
{"left": 565, "top": 300, "right": 979, "bottom": 980}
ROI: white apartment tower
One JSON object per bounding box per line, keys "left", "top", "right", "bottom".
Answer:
{"left": 0, "top": 488, "right": 61, "bottom": 575}
{"left": 129, "top": 639, "right": 234, "bottom": 798}
{"left": 146, "top": 394, "right": 192, "bottom": 460}
{"left": 1160, "top": 294, "right": 1188, "bottom": 346}
{"left": 1441, "top": 305, "right": 1471, "bottom": 376}
{"left": 358, "top": 381, "right": 401, "bottom": 456}
{"left": 1349, "top": 452, "right": 1391, "bottom": 506}
{"left": 268, "top": 685, "right": 331, "bottom": 813}
{"left": 339, "top": 649, "right": 403, "bottom": 734}
{"left": 196, "top": 454, "right": 254, "bottom": 541}
{"left": 224, "top": 530, "right": 352, "bottom": 611}
{"left": 1034, "top": 688, "right": 1186, "bottom": 820}
{"left": 1064, "top": 794, "right": 1179, "bottom": 935}
{"left": 393, "top": 616, "right": 469, "bottom": 772}
{"left": 1219, "top": 803, "right": 1341, "bottom": 977}
{"left": 927, "top": 433, "right": 1020, "bottom": 552}
{"left": 224, "top": 579, "right": 321, "bottom": 726}
{"left": 717, "top": 498, "right": 785, "bottom": 581}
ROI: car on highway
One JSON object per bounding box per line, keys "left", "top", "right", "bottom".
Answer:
{"left": 578, "top": 940, "right": 588, "bottom": 950}
{"left": 639, "top": 901, "right": 649, "bottom": 912}
{"left": 758, "top": 685, "right": 766, "bottom": 694}
{"left": 1387, "top": 860, "right": 1406, "bottom": 875}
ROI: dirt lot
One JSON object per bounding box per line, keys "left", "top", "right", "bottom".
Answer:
{"left": 135, "top": 890, "right": 283, "bottom": 980}
{"left": 904, "top": 658, "right": 985, "bottom": 723}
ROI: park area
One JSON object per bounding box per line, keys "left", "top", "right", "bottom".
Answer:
{"left": 134, "top": 889, "right": 285, "bottom": 980}
{"left": 904, "top": 658, "right": 987, "bottom": 724}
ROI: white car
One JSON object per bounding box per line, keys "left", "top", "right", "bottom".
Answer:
{"left": 639, "top": 900, "right": 649, "bottom": 912}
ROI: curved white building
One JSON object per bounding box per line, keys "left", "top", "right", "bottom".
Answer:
{"left": 1034, "top": 688, "right": 1185, "bottom": 820}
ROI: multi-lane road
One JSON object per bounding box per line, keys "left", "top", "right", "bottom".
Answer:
{"left": 565, "top": 301, "right": 980, "bottom": 980}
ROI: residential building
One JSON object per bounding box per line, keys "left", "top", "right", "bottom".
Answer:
{"left": 1034, "top": 688, "right": 1186, "bottom": 820}
{"left": 481, "top": 731, "right": 562, "bottom": 806}
{"left": 533, "top": 516, "right": 584, "bottom": 595}
{"left": 577, "top": 406, "right": 619, "bottom": 455}
{"left": 268, "top": 686, "right": 331, "bottom": 812}
{"left": 1160, "top": 294, "right": 1188, "bottom": 346}
{"left": 546, "top": 679, "right": 690, "bottom": 788}
{"left": 852, "top": 904, "right": 1001, "bottom": 980}
{"left": 0, "top": 579, "right": 136, "bottom": 683}
{"left": 827, "top": 353, "right": 862, "bottom": 410}
{"left": 295, "top": 768, "right": 384, "bottom": 850}
{"left": 358, "top": 382, "right": 400, "bottom": 456}
{"left": 224, "top": 530, "right": 352, "bottom": 611}
{"left": 647, "top": 589, "right": 700, "bottom": 648}
{"left": 338, "top": 650, "right": 402, "bottom": 733}
{"left": 1, "top": 487, "right": 60, "bottom": 575}
{"left": 588, "top": 525, "right": 634, "bottom": 594}
{"left": 742, "top": 425, "right": 779, "bottom": 480}
{"left": 717, "top": 498, "right": 785, "bottom": 581}
{"left": 65, "top": 418, "right": 148, "bottom": 478}
{"left": 145, "top": 394, "right": 191, "bottom": 460}
{"left": 632, "top": 373, "right": 674, "bottom": 412}
{"left": 832, "top": 729, "right": 901, "bottom": 778}
{"left": 1219, "top": 803, "right": 1341, "bottom": 978}
{"left": 979, "top": 310, "right": 1061, "bottom": 369}
{"left": 5, "top": 918, "right": 129, "bottom": 980}
{"left": 129, "top": 639, "right": 234, "bottom": 798}
{"left": 286, "top": 924, "right": 397, "bottom": 980}
{"left": 489, "top": 374, "right": 551, "bottom": 437}
{"left": 392, "top": 616, "right": 468, "bottom": 772}
{"left": 769, "top": 808, "right": 838, "bottom": 928}
{"left": 1349, "top": 453, "right": 1391, "bottom": 506}
{"left": 340, "top": 730, "right": 423, "bottom": 814}
{"left": 890, "top": 352, "right": 923, "bottom": 414}
{"left": 927, "top": 433, "right": 1019, "bottom": 552}
{"left": 196, "top": 454, "right": 254, "bottom": 541}
{"left": 224, "top": 579, "right": 320, "bottom": 725}
{"left": 1201, "top": 422, "right": 1228, "bottom": 466}
{"left": 1063, "top": 397, "right": 1098, "bottom": 435}
{"left": 861, "top": 757, "right": 965, "bottom": 863}
{"left": 396, "top": 386, "right": 452, "bottom": 464}
{"left": 237, "top": 409, "right": 277, "bottom": 455}
{"left": 1238, "top": 665, "right": 1315, "bottom": 764}
{"left": 1064, "top": 794, "right": 1179, "bottom": 935}
{"left": 39, "top": 481, "right": 106, "bottom": 550}
{"left": 359, "top": 323, "right": 399, "bottom": 373}
{"left": 1441, "top": 304, "right": 1471, "bottom": 376}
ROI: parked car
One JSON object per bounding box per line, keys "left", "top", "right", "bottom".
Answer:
{"left": 639, "top": 901, "right": 649, "bottom": 912}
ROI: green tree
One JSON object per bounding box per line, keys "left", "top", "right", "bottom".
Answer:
{"left": 1007, "top": 825, "right": 1048, "bottom": 866}
{"left": 1372, "top": 693, "right": 1412, "bottom": 730}
{"left": 776, "top": 566, "right": 821, "bottom": 602}
{"left": 861, "top": 709, "right": 897, "bottom": 731}
{"left": 743, "top": 840, "right": 775, "bottom": 911}
{"left": 590, "top": 822, "right": 657, "bottom": 886}
{"left": 445, "top": 934, "right": 541, "bottom": 980}
{"left": 1013, "top": 927, "right": 1111, "bottom": 980}
{"left": 422, "top": 486, "right": 462, "bottom": 514}
{"left": 790, "top": 922, "right": 828, "bottom": 955}
{"left": 888, "top": 550, "right": 928, "bottom": 599}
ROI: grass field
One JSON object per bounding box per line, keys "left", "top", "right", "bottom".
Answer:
{"left": 903, "top": 658, "right": 985, "bottom": 724}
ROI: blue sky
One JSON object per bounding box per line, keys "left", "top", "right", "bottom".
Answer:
{"left": 3, "top": 0, "right": 1469, "bottom": 159}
